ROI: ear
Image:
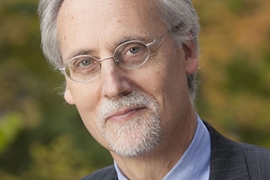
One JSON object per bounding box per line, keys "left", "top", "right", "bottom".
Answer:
{"left": 64, "top": 83, "right": 75, "bottom": 105}
{"left": 182, "top": 38, "right": 199, "bottom": 75}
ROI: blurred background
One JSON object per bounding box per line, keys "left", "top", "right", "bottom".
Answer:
{"left": 0, "top": 0, "right": 269, "bottom": 179}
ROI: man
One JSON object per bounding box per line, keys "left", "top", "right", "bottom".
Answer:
{"left": 38, "top": 0, "right": 270, "bottom": 179}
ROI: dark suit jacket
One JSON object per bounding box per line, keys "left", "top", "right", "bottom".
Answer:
{"left": 81, "top": 122, "right": 270, "bottom": 180}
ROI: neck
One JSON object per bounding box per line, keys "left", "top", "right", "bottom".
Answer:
{"left": 111, "top": 108, "right": 198, "bottom": 180}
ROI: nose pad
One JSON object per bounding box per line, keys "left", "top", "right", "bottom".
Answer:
{"left": 114, "top": 59, "right": 121, "bottom": 66}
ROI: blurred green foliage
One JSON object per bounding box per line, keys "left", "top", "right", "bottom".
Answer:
{"left": 0, "top": 113, "right": 23, "bottom": 154}
{"left": 0, "top": 0, "right": 269, "bottom": 179}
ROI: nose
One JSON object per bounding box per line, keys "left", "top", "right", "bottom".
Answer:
{"left": 100, "top": 59, "right": 132, "bottom": 98}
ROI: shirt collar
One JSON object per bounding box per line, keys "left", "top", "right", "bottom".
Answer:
{"left": 114, "top": 115, "right": 211, "bottom": 180}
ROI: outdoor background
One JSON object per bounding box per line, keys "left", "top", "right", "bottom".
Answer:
{"left": 0, "top": 0, "right": 270, "bottom": 179}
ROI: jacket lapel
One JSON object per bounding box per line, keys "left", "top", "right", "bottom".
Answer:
{"left": 204, "top": 122, "right": 250, "bottom": 180}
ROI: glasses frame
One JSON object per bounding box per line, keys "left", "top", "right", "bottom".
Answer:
{"left": 59, "top": 25, "right": 180, "bottom": 83}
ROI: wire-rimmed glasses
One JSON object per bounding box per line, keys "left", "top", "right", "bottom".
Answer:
{"left": 59, "top": 27, "right": 177, "bottom": 83}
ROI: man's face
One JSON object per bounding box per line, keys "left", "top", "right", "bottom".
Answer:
{"left": 57, "top": 0, "right": 198, "bottom": 157}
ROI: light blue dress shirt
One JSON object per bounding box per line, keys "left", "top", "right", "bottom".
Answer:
{"left": 114, "top": 115, "right": 211, "bottom": 180}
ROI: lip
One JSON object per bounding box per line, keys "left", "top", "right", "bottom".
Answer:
{"left": 106, "top": 107, "right": 145, "bottom": 122}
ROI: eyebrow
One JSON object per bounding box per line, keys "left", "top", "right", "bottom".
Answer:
{"left": 65, "top": 35, "right": 152, "bottom": 62}
{"left": 65, "top": 49, "right": 93, "bottom": 62}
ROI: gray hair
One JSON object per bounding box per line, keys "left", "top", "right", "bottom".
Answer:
{"left": 38, "top": 0, "right": 200, "bottom": 102}
{"left": 38, "top": 0, "right": 63, "bottom": 68}
{"left": 155, "top": 0, "right": 200, "bottom": 102}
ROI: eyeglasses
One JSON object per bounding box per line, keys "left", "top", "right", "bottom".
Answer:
{"left": 59, "top": 26, "right": 179, "bottom": 83}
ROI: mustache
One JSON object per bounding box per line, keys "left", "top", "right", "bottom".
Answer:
{"left": 97, "top": 91, "right": 157, "bottom": 122}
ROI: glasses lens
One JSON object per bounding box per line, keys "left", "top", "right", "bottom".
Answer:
{"left": 65, "top": 55, "right": 100, "bottom": 82}
{"left": 114, "top": 41, "right": 149, "bottom": 69}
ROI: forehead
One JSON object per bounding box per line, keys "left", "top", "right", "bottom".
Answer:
{"left": 57, "top": 0, "right": 167, "bottom": 59}
{"left": 58, "top": 0, "right": 161, "bottom": 25}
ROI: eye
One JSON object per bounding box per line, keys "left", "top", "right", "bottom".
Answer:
{"left": 127, "top": 46, "right": 141, "bottom": 55}
{"left": 68, "top": 56, "right": 98, "bottom": 74}
{"left": 121, "top": 43, "right": 146, "bottom": 57}
{"left": 114, "top": 42, "right": 148, "bottom": 66}
{"left": 78, "top": 59, "right": 91, "bottom": 67}
{"left": 73, "top": 56, "right": 93, "bottom": 68}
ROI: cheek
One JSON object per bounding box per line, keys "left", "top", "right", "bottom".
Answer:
{"left": 143, "top": 50, "right": 187, "bottom": 98}
{"left": 67, "top": 83, "right": 102, "bottom": 131}
{"left": 140, "top": 50, "right": 190, "bottom": 123}
{"left": 71, "top": 89, "right": 110, "bottom": 147}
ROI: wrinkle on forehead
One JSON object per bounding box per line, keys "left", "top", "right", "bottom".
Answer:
{"left": 58, "top": 0, "right": 161, "bottom": 27}
{"left": 57, "top": 0, "right": 166, "bottom": 60}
